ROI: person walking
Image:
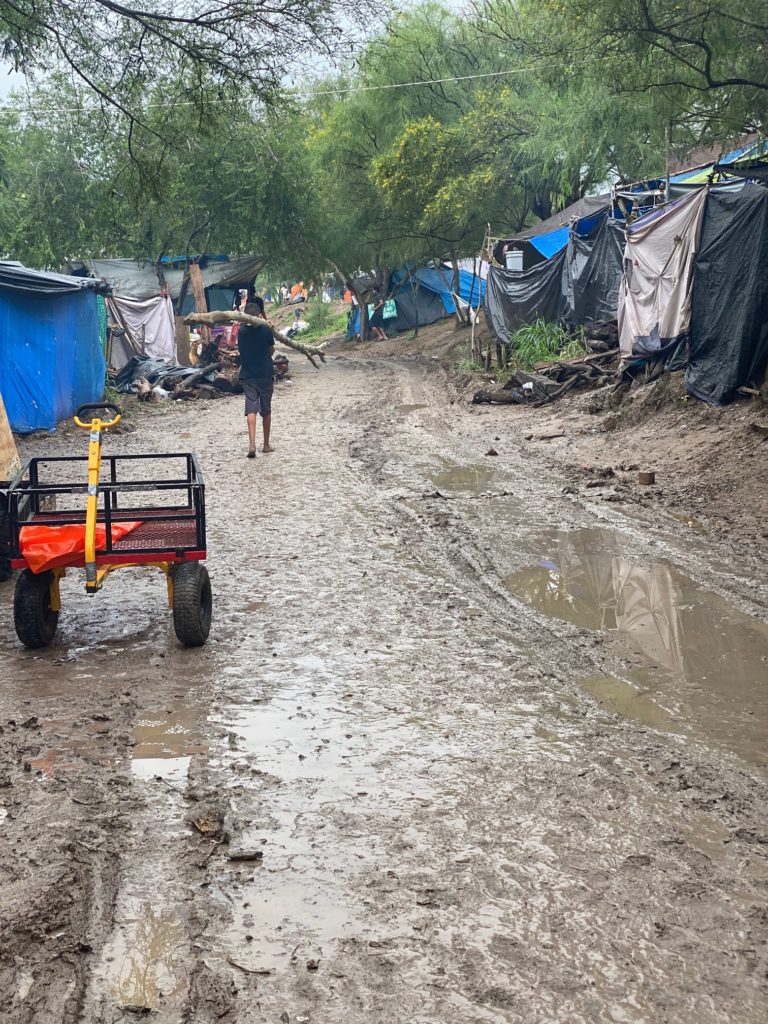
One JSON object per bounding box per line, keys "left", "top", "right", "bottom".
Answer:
{"left": 238, "top": 298, "right": 275, "bottom": 457}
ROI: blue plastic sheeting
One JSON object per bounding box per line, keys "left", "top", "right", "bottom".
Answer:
{"left": 0, "top": 289, "right": 105, "bottom": 433}
{"left": 392, "top": 264, "right": 486, "bottom": 315}
{"left": 529, "top": 212, "right": 609, "bottom": 259}
{"left": 454, "top": 266, "right": 486, "bottom": 308}
{"left": 529, "top": 226, "right": 570, "bottom": 259}
{"left": 347, "top": 306, "right": 360, "bottom": 338}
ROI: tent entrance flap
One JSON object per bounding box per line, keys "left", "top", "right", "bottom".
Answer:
{"left": 618, "top": 189, "right": 708, "bottom": 359}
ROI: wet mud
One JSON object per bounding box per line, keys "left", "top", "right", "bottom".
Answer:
{"left": 1, "top": 355, "right": 767, "bottom": 1023}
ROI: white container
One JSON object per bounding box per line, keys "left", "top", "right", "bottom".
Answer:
{"left": 505, "top": 247, "right": 523, "bottom": 272}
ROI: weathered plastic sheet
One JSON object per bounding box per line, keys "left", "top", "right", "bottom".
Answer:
{"left": 686, "top": 184, "right": 768, "bottom": 404}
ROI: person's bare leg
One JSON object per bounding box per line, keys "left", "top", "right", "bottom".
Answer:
{"left": 262, "top": 414, "right": 273, "bottom": 452}
{"left": 247, "top": 413, "right": 257, "bottom": 456}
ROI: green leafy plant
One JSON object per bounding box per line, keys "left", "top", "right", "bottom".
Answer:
{"left": 453, "top": 350, "right": 485, "bottom": 374}
{"left": 510, "top": 320, "right": 588, "bottom": 369}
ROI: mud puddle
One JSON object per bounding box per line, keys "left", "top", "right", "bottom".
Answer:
{"left": 91, "top": 897, "right": 187, "bottom": 1012}
{"left": 426, "top": 457, "right": 509, "bottom": 495}
{"left": 394, "top": 403, "right": 428, "bottom": 415}
{"left": 504, "top": 527, "right": 768, "bottom": 763}
{"left": 205, "top": 679, "right": 428, "bottom": 972}
{"left": 84, "top": 707, "right": 204, "bottom": 1016}
{"left": 202, "top": 643, "right": 581, "bottom": 980}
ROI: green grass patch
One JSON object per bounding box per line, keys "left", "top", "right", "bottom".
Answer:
{"left": 299, "top": 302, "right": 348, "bottom": 341}
{"left": 510, "top": 320, "right": 588, "bottom": 369}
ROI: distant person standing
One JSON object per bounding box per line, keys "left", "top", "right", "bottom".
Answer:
{"left": 368, "top": 293, "right": 388, "bottom": 342}
{"left": 238, "top": 298, "right": 275, "bottom": 457}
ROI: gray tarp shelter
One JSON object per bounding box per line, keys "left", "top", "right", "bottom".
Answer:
{"left": 68, "top": 254, "right": 268, "bottom": 309}
{"left": 485, "top": 212, "right": 625, "bottom": 344}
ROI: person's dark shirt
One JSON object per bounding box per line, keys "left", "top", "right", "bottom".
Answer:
{"left": 238, "top": 323, "right": 274, "bottom": 379}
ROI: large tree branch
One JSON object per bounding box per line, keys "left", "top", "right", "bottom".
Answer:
{"left": 182, "top": 309, "right": 327, "bottom": 368}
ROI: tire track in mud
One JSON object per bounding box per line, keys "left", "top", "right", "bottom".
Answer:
{"left": 1, "top": 355, "right": 766, "bottom": 1023}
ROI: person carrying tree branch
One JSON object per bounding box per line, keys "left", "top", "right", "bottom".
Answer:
{"left": 238, "top": 298, "right": 275, "bottom": 458}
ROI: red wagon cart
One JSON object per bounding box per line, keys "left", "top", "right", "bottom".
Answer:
{"left": 5, "top": 403, "right": 212, "bottom": 649}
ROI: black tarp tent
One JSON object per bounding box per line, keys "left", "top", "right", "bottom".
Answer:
{"left": 485, "top": 213, "right": 625, "bottom": 345}
{"left": 685, "top": 184, "right": 768, "bottom": 404}
{"left": 390, "top": 285, "right": 446, "bottom": 331}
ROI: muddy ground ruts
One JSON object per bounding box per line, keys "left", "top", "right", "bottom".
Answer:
{"left": 1, "top": 353, "right": 766, "bottom": 1023}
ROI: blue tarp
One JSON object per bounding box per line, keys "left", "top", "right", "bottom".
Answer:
{"left": 392, "top": 264, "right": 486, "bottom": 316}
{"left": 529, "top": 212, "right": 610, "bottom": 259}
{"left": 529, "top": 227, "right": 569, "bottom": 259}
{"left": 347, "top": 306, "right": 360, "bottom": 338}
{"left": 0, "top": 285, "right": 106, "bottom": 433}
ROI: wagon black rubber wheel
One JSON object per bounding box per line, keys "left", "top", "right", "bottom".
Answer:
{"left": 172, "top": 562, "right": 212, "bottom": 647}
{"left": 14, "top": 569, "right": 59, "bottom": 648}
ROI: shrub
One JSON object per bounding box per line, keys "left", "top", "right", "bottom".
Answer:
{"left": 511, "top": 320, "right": 587, "bottom": 368}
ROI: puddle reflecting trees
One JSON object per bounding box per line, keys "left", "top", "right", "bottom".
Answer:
{"left": 104, "top": 901, "right": 186, "bottom": 1009}
{"left": 506, "top": 528, "right": 768, "bottom": 762}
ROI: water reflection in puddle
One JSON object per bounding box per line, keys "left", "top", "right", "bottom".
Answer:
{"left": 505, "top": 528, "right": 768, "bottom": 763}
{"left": 96, "top": 899, "right": 186, "bottom": 1010}
{"left": 427, "top": 457, "right": 504, "bottom": 494}
{"left": 394, "top": 403, "right": 428, "bottom": 415}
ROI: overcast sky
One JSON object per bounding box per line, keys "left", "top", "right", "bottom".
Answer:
{"left": 0, "top": 65, "right": 26, "bottom": 102}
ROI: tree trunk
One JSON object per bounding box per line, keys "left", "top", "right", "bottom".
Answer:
{"left": 326, "top": 259, "right": 365, "bottom": 340}
{"left": 189, "top": 263, "right": 210, "bottom": 345}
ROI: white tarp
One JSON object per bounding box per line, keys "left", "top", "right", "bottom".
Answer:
{"left": 107, "top": 294, "right": 176, "bottom": 369}
{"left": 618, "top": 188, "right": 708, "bottom": 358}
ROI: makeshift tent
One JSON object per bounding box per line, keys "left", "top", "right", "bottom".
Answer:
{"left": 712, "top": 139, "right": 768, "bottom": 184}
{"left": 618, "top": 188, "right": 708, "bottom": 360}
{"left": 485, "top": 212, "right": 625, "bottom": 345}
{"left": 69, "top": 254, "right": 267, "bottom": 310}
{"left": 388, "top": 262, "right": 486, "bottom": 332}
{"left": 106, "top": 293, "right": 177, "bottom": 370}
{"left": 669, "top": 138, "right": 768, "bottom": 196}
{"left": 493, "top": 195, "right": 611, "bottom": 268}
{"left": 0, "top": 262, "right": 107, "bottom": 433}
{"left": 685, "top": 184, "right": 768, "bottom": 404}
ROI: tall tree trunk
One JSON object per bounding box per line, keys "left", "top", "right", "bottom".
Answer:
{"left": 327, "top": 259, "right": 366, "bottom": 339}
{"left": 189, "top": 263, "right": 210, "bottom": 345}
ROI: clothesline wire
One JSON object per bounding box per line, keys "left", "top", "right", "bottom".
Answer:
{"left": 0, "top": 62, "right": 567, "bottom": 117}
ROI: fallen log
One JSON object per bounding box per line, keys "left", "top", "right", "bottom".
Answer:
{"left": 183, "top": 310, "right": 326, "bottom": 368}
{"left": 175, "top": 362, "right": 221, "bottom": 391}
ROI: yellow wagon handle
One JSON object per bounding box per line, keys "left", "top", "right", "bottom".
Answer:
{"left": 73, "top": 403, "right": 122, "bottom": 592}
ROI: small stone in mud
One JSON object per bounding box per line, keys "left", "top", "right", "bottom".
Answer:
{"left": 485, "top": 448, "right": 498, "bottom": 456}
{"left": 624, "top": 854, "right": 652, "bottom": 867}
{"left": 228, "top": 846, "right": 264, "bottom": 862}
{"left": 306, "top": 958, "right": 320, "bottom": 971}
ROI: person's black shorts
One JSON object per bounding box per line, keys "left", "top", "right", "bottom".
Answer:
{"left": 241, "top": 378, "right": 273, "bottom": 416}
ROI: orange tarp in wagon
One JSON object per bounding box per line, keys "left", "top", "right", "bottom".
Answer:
{"left": 20, "top": 522, "right": 142, "bottom": 573}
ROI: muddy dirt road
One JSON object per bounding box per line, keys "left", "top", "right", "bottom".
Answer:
{"left": 1, "top": 354, "right": 767, "bottom": 1024}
